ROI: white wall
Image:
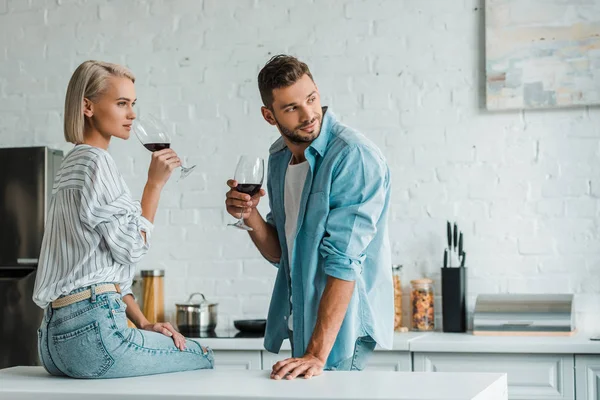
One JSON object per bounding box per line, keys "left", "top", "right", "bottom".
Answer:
{"left": 1, "top": 0, "right": 598, "bottom": 332}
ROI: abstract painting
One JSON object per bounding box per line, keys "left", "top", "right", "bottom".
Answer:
{"left": 486, "top": 0, "right": 600, "bottom": 110}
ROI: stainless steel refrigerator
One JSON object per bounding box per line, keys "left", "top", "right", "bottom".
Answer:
{"left": 0, "top": 146, "right": 63, "bottom": 369}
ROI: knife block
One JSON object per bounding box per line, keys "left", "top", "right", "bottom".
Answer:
{"left": 441, "top": 267, "right": 467, "bottom": 333}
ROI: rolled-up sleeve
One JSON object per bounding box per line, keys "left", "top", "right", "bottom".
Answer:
{"left": 320, "top": 145, "right": 390, "bottom": 281}
{"left": 118, "top": 276, "right": 135, "bottom": 298}
{"left": 79, "top": 155, "right": 153, "bottom": 266}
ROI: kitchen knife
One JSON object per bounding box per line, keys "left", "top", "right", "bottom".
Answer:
{"left": 460, "top": 251, "right": 466, "bottom": 267}
{"left": 446, "top": 221, "right": 452, "bottom": 267}
{"left": 453, "top": 223, "right": 458, "bottom": 251}
{"left": 458, "top": 232, "right": 463, "bottom": 256}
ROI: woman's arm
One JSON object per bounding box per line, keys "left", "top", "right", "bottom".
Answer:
{"left": 121, "top": 294, "right": 188, "bottom": 351}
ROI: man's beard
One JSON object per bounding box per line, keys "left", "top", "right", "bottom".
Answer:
{"left": 274, "top": 114, "right": 322, "bottom": 144}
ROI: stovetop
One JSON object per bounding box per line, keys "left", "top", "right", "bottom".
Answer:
{"left": 186, "top": 329, "right": 264, "bottom": 339}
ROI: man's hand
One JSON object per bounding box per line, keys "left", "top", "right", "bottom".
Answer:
{"left": 225, "top": 179, "right": 266, "bottom": 220}
{"left": 271, "top": 354, "right": 324, "bottom": 380}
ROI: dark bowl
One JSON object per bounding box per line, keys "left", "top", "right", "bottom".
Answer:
{"left": 234, "top": 319, "right": 267, "bottom": 334}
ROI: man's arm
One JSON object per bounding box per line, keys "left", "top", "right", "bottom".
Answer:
{"left": 305, "top": 276, "right": 355, "bottom": 362}
{"left": 246, "top": 210, "right": 281, "bottom": 263}
{"left": 226, "top": 179, "right": 282, "bottom": 264}
{"left": 270, "top": 276, "right": 354, "bottom": 380}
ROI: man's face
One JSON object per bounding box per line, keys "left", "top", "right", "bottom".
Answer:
{"left": 263, "top": 74, "right": 323, "bottom": 144}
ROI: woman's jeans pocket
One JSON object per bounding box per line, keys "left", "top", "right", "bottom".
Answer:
{"left": 52, "top": 321, "right": 114, "bottom": 378}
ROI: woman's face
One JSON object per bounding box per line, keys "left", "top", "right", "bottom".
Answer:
{"left": 85, "top": 76, "right": 136, "bottom": 140}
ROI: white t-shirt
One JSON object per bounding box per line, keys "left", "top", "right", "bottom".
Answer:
{"left": 284, "top": 160, "right": 309, "bottom": 331}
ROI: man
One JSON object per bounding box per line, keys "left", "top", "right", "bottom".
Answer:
{"left": 225, "top": 55, "right": 393, "bottom": 379}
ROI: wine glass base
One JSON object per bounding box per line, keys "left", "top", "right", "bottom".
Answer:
{"left": 179, "top": 164, "right": 197, "bottom": 180}
{"left": 227, "top": 221, "right": 253, "bottom": 231}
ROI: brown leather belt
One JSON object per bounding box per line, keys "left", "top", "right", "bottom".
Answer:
{"left": 51, "top": 283, "right": 121, "bottom": 309}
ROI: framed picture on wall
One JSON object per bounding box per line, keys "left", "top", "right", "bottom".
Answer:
{"left": 485, "top": 0, "right": 600, "bottom": 110}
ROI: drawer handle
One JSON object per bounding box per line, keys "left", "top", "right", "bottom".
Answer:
{"left": 17, "top": 258, "right": 38, "bottom": 265}
{"left": 503, "top": 322, "right": 533, "bottom": 326}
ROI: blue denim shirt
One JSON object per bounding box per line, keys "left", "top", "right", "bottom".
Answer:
{"left": 263, "top": 108, "right": 394, "bottom": 368}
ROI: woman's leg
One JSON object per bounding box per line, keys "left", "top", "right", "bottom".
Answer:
{"left": 47, "top": 290, "right": 213, "bottom": 379}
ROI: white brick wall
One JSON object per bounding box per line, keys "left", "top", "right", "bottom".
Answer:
{"left": 1, "top": 0, "right": 598, "bottom": 333}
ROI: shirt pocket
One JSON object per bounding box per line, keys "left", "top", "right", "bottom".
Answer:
{"left": 52, "top": 321, "right": 114, "bottom": 378}
{"left": 301, "top": 192, "right": 328, "bottom": 238}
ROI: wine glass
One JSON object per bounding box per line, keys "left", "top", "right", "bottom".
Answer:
{"left": 228, "top": 156, "right": 264, "bottom": 231}
{"left": 132, "top": 114, "right": 197, "bottom": 180}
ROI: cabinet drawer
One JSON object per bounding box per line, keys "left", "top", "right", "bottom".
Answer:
{"left": 262, "top": 350, "right": 411, "bottom": 372}
{"left": 413, "top": 353, "right": 574, "bottom": 400}
{"left": 212, "top": 350, "right": 261, "bottom": 370}
{"left": 575, "top": 355, "right": 600, "bottom": 400}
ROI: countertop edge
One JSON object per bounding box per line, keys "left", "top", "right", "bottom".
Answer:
{"left": 190, "top": 332, "right": 600, "bottom": 354}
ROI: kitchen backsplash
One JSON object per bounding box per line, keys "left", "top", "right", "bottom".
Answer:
{"left": 0, "top": 0, "right": 598, "bottom": 332}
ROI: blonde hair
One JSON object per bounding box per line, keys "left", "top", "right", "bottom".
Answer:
{"left": 64, "top": 60, "right": 135, "bottom": 144}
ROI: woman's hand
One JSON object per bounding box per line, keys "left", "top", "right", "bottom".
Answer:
{"left": 147, "top": 148, "right": 181, "bottom": 189}
{"left": 141, "top": 321, "right": 187, "bottom": 351}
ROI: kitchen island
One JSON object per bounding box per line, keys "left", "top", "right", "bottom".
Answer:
{"left": 0, "top": 366, "right": 507, "bottom": 400}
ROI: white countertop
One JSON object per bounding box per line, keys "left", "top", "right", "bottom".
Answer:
{"left": 191, "top": 331, "right": 600, "bottom": 354}
{"left": 0, "top": 366, "right": 508, "bottom": 400}
{"left": 191, "top": 331, "right": 424, "bottom": 352}
{"left": 409, "top": 332, "right": 600, "bottom": 354}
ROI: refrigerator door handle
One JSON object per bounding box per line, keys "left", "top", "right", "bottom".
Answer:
{"left": 17, "top": 258, "right": 38, "bottom": 265}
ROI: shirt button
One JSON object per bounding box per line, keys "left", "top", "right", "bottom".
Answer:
{"left": 284, "top": 316, "right": 287, "bottom": 320}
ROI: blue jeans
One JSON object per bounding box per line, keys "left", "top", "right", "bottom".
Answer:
{"left": 288, "top": 330, "right": 376, "bottom": 371}
{"left": 37, "top": 284, "right": 214, "bottom": 379}
{"left": 327, "top": 336, "right": 377, "bottom": 371}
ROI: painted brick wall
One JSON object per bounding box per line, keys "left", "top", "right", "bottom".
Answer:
{"left": 1, "top": 0, "right": 598, "bottom": 332}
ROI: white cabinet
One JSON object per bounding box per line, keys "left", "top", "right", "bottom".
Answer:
{"left": 261, "top": 351, "right": 411, "bottom": 372}
{"left": 575, "top": 355, "right": 600, "bottom": 400}
{"left": 367, "top": 351, "right": 411, "bottom": 371}
{"left": 413, "top": 353, "right": 574, "bottom": 400}
{"left": 212, "top": 350, "right": 262, "bottom": 370}
{"left": 262, "top": 350, "right": 291, "bottom": 371}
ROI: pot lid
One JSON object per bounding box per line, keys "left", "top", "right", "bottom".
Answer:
{"left": 175, "top": 293, "right": 218, "bottom": 307}
{"left": 141, "top": 269, "right": 165, "bottom": 277}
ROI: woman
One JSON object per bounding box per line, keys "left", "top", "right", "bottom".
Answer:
{"left": 32, "top": 60, "right": 214, "bottom": 379}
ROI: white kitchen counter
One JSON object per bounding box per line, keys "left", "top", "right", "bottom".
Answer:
{"left": 191, "top": 331, "right": 425, "bottom": 351}
{"left": 0, "top": 366, "right": 507, "bottom": 400}
{"left": 191, "top": 331, "right": 600, "bottom": 354}
{"left": 409, "top": 331, "right": 600, "bottom": 354}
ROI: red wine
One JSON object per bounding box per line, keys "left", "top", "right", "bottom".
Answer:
{"left": 144, "top": 143, "right": 170, "bottom": 152}
{"left": 236, "top": 183, "right": 262, "bottom": 197}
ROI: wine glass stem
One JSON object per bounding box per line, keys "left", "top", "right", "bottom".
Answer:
{"left": 239, "top": 207, "right": 245, "bottom": 224}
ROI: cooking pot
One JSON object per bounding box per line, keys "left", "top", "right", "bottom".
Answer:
{"left": 175, "top": 293, "right": 218, "bottom": 336}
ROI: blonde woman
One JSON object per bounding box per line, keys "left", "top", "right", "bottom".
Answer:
{"left": 32, "top": 60, "right": 214, "bottom": 379}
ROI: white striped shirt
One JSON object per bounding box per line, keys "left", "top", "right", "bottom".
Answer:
{"left": 33, "top": 144, "right": 153, "bottom": 308}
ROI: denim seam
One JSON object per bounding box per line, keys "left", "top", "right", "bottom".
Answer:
{"left": 37, "top": 329, "right": 51, "bottom": 375}
{"left": 53, "top": 321, "right": 102, "bottom": 342}
{"left": 350, "top": 337, "right": 361, "bottom": 371}
{"left": 44, "top": 309, "right": 66, "bottom": 376}
{"left": 49, "top": 300, "right": 109, "bottom": 327}
{"left": 121, "top": 338, "right": 207, "bottom": 356}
